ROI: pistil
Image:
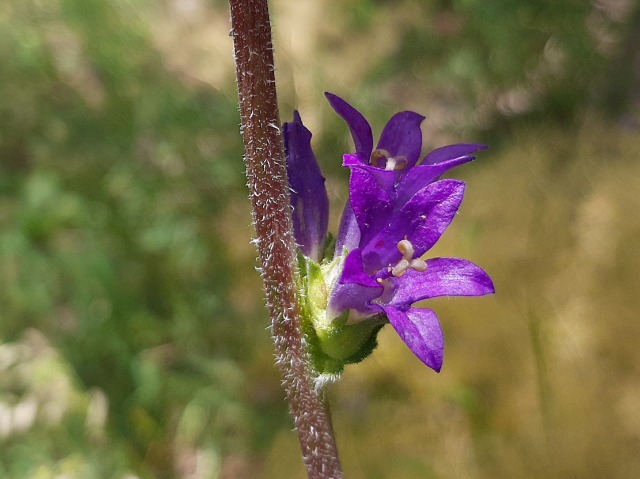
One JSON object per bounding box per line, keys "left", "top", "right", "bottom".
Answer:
{"left": 390, "top": 239, "right": 427, "bottom": 277}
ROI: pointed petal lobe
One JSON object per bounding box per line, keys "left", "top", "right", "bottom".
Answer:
{"left": 381, "top": 305, "right": 444, "bottom": 372}
{"left": 395, "top": 156, "right": 476, "bottom": 206}
{"left": 389, "top": 257, "right": 495, "bottom": 306}
{"left": 362, "top": 179, "right": 465, "bottom": 270}
{"left": 423, "top": 143, "right": 488, "bottom": 165}
{"left": 377, "top": 111, "right": 425, "bottom": 168}
{"left": 325, "top": 92, "right": 373, "bottom": 161}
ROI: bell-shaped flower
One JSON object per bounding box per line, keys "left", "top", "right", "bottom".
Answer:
{"left": 284, "top": 94, "right": 494, "bottom": 375}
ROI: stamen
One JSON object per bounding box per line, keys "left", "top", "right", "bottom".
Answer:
{"left": 370, "top": 150, "right": 408, "bottom": 171}
{"left": 385, "top": 155, "right": 408, "bottom": 171}
{"left": 391, "top": 239, "right": 428, "bottom": 277}
{"left": 370, "top": 149, "right": 390, "bottom": 168}
{"left": 397, "top": 239, "right": 414, "bottom": 258}
{"left": 391, "top": 259, "right": 410, "bottom": 277}
{"left": 411, "top": 258, "right": 428, "bottom": 272}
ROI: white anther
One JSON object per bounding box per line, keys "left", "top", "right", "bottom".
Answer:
{"left": 391, "top": 239, "right": 427, "bottom": 277}
{"left": 370, "top": 149, "right": 408, "bottom": 171}
{"left": 391, "top": 258, "right": 410, "bottom": 277}
{"left": 397, "top": 239, "right": 414, "bottom": 258}
{"left": 384, "top": 155, "right": 408, "bottom": 171}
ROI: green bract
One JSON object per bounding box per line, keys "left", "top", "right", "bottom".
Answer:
{"left": 297, "top": 252, "right": 384, "bottom": 376}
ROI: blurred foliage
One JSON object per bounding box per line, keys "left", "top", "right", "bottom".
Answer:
{"left": 0, "top": 0, "right": 639, "bottom": 478}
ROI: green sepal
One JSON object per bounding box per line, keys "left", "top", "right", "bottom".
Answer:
{"left": 322, "top": 233, "right": 336, "bottom": 262}
{"left": 314, "top": 311, "right": 384, "bottom": 363}
{"left": 297, "top": 252, "right": 386, "bottom": 376}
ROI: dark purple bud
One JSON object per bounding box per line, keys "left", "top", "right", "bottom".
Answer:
{"left": 284, "top": 111, "right": 329, "bottom": 261}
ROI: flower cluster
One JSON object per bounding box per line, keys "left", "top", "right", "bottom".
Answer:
{"left": 284, "top": 93, "right": 494, "bottom": 375}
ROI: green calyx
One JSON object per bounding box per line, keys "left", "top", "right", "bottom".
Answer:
{"left": 297, "top": 252, "right": 385, "bottom": 376}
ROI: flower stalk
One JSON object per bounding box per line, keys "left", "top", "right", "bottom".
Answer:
{"left": 228, "top": 0, "right": 343, "bottom": 477}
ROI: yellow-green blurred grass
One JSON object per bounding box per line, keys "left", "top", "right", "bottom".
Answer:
{"left": 262, "top": 118, "right": 640, "bottom": 479}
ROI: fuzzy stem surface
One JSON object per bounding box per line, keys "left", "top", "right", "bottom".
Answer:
{"left": 228, "top": 0, "right": 343, "bottom": 477}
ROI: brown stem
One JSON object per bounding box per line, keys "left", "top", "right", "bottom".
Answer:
{"left": 228, "top": 0, "right": 343, "bottom": 477}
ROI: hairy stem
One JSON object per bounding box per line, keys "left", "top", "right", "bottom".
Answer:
{"left": 228, "top": 0, "right": 343, "bottom": 477}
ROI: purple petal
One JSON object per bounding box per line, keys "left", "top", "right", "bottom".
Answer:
{"left": 325, "top": 92, "right": 373, "bottom": 161}
{"left": 380, "top": 305, "right": 444, "bottom": 372}
{"left": 389, "top": 257, "right": 495, "bottom": 307}
{"left": 349, "top": 168, "right": 393, "bottom": 246}
{"left": 335, "top": 201, "right": 361, "bottom": 254}
{"left": 395, "top": 156, "right": 476, "bottom": 206}
{"left": 395, "top": 179, "right": 465, "bottom": 256}
{"left": 327, "top": 249, "right": 383, "bottom": 319}
{"left": 345, "top": 154, "right": 396, "bottom": 193}
{"left": 284, "top": 111, "right": 329, "bottom": 261}
{"left": 376, "top": 111, "right": 425, "bottom": 168}
{"left": 341, "top": 249, "right": 381, "bottom": 287}
{"left": 362, "top": 179, "right": 465, "bottom": 270}
{"left": 422, "top": 143, "right": 487, "bottom": 165}
{"left": 342, "top": 153, "right": 363, "bottom": 167}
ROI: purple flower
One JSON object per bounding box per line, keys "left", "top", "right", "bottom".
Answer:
{"left": 284, "top": 94, "right": 494, "bottom": 373}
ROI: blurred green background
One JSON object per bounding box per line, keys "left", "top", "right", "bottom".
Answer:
{"left": 1, "top": 0, "right": 639, "bottom": 477}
